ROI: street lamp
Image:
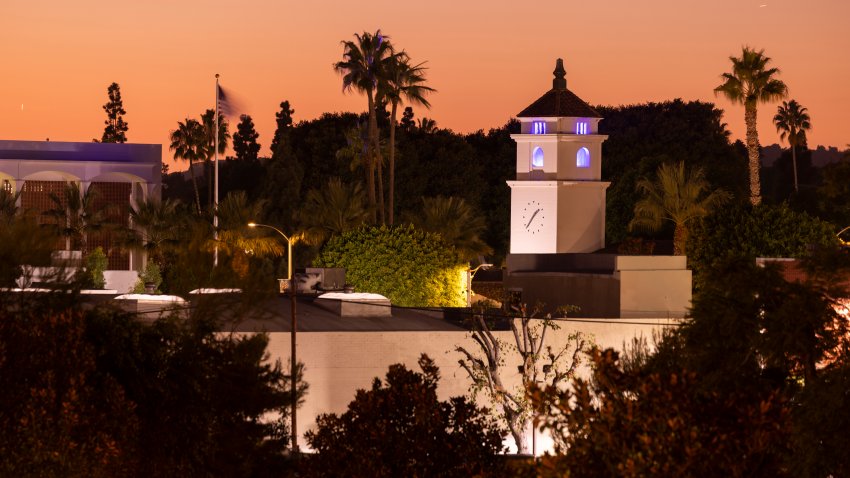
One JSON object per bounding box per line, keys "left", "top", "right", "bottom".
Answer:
{"left": 248, "top": 221, "right": 299, "bottom": 452}
{"left": 466, "top": 263, "right": 493, "bottom": 307}
{"left": 248, "top": 222, "right": 293, "bottom": 281}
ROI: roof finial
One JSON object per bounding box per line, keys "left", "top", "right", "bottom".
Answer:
{"left": 553, "top": 58, "right": 567, "bottom": 90}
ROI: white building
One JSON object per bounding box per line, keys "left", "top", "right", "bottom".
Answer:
{"left": 0, "top": 140, "right": 161, "bottom": 290}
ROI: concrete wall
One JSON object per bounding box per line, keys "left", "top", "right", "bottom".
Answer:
{"left": 104, "top": 270, "right": 139, "bottom": 293}
{"left": 615, "top": 256, "right": 692, "bottom": 318}
{"left": 505, "top": 271, "right": 620, "bottom": 317}
{"left": 260, "top": 318, "right": 678, "bottom": 453}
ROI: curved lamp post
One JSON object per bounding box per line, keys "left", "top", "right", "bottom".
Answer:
{"left": 247, "top": 222, "right": 298, "bottom": 452}
{"left": 248, "top": 222, "right": 293, "bottom": 281}
{"left": 467, "top": 263, "right": 493, "bottom": 307}
{"left": 838, "top": 225, "right": 850, "bottom": 247}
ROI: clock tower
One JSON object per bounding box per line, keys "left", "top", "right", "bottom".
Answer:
{"left": 508, "top": 59, "right": 609, "bottom": 254}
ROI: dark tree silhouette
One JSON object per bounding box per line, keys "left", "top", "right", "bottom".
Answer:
{"left": 232, "top": 114, "right": 261, "bottom": 162}
{"left": 101, "top": 82, "right": 128, "bottom": 143}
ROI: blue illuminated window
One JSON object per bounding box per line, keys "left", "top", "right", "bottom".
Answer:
{"left": 532, "top": 121, "right": 546, "bottom": 134}
{"left": 575, "top": 121, "right": 588, "bottom": 135}
{"left": 576, "top": 147, "right": 590, "bottom": 168}
{"left": 531, "top": 147, "right": 544, "bottom": 169}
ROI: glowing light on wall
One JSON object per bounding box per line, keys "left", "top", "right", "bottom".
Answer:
{"left": 575, "top": 121, "right": 588, "bottom": 135}
{"left": 532, "top": 121, "right": 546, "bottom": 134}
{"left": 532, "top": 147, "right": 545, "bottom": 169}
{"left": 576, "top": 147, "right": 590, "bottom": 168}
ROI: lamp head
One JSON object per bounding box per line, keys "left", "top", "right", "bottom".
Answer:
{"left": 481, "top": 263, "right": 494, "bottom": 270}
{"left": 248, "top": 222, "right": 257, "bottom": 227}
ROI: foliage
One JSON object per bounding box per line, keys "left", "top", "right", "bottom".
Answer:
{"left": 169, "top": 118, "right": 207, "bottom": 214}
{"left": 816, "top": 152, "right": 850, "bottom": 226}
{"left": 132, "top": 262, "right": 163, "bottom": 294}
{"left": 791, "top": 361, "right": 850, "bottom": 477}
{"left": 100, "top": 82, "right": 128, "bottom": 143}
{"left": 126, "top": 194, "right": 184, "bottom": 267}
{"left": 773, "top": 99, "right": 812, "bottom": 193}
{"left": 0, "top": 295, "right": 306, "bottom": 477}
{"left": 407, "top": 195, "right": 493, "bottom": 262}
{"left": 305, "top": 355, "right": 505, "bottom": 478}
{"left": 629, "top": 161, "right": 729, "bottom": 255}
{"left": 0, "top": 306, "right": 137, "bottom": 477}
{"left": 269, "top": 100, "right": 295, "bottom": 158}
{"left": 47, "top": 182, "right": 110, "bottom": 255}
{"left": 534, "top": 346, "right": 791, "bottom": 478}
{"left": 597, "top": 100, "right": 748, "bottom": 244}
{"left": 383, "top": 52, "right": 435, "bottom": 225}
{"left": 715, "top": 46, "right": 788, "bottom": 205}
{"left": 334, "top": 29, "right": 397, "bottom": 223}
{"left": 687, "top": 203, "right": 837, "bottom": 282}
{"left": 298, "top": 178, "right": 370, "bottom": 247}
{"left": 314, "top": 225, "right": 466, "bottom": 307}
{"left": 456, "top": 304, "right": 590, "bottom": 454}
{"left": 534, "top": 252, "right": 850, "bottom": 477}
{"left": 0, "top": 199, "right": 56, "bottom": 287}
{"left": 87, "top": 310, "right": 302, "bottom": 477}
{"left": 232, "top": 114, "right": 261, "bottom": 162}
{"left": 85, "top": 247, "right": 107, "bottom": 289}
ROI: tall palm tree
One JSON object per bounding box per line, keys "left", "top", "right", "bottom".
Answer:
{"left": 383, "top": 54, "right": 435, "bottom": 225}
{"left": 773, "top": 99, "right": 812, "bottom": 193}
{"left": 715, "top": 46, "right": 787, "bottom": 206}
{"left": 298, "top": 178, "right": 371, "bottom": 247}
{"left": 629, "top": 161, "right": 730, "bottom": 255}
{"left": 407, "top": 196, "right": 492, "bottom": 262}
{"left": 334, "top": 30, "right": 395, "bottom": 224}
{"left": 169, "top": 118, "right": 206, "bottom": 214}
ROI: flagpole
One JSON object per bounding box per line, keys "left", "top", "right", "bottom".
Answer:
{"left": 214, "top": 73, "right": 220, "bottom": 267}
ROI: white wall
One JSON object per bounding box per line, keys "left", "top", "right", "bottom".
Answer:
{"left": 257, "top": 318, "right": 678, "bottom": 453}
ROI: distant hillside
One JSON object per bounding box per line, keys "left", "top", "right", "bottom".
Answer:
{"left": 762, "top": 144, "right": 846, "bottom": 167}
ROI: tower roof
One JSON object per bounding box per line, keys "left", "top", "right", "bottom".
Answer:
{"left": 517, "top": 59, "right": 601, "bottom": 118}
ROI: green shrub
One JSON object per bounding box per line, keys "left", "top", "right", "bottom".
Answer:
{"left": 132, "top": 262, "right": 163, "bottom": 294}
{"left": 314, "top": 225, "right": 466, "bottom": 307}
{"left": 688, "top": 203, "right": 837, "bottom": 281}
{"left": 85, "top": 247, "right": 108, "bottom": 289}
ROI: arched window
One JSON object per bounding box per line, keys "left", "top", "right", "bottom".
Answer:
{"left": 531, "top": 147, "right": 544, "bottom": 169}
{"left": 576, "top": 147, "right": 590, "bottom": 168}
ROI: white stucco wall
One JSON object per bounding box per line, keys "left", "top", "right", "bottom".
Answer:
{"left": 257, "top": 318, "right": 678, "bottom": 453}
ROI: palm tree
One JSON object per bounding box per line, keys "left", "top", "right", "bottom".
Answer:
{"left": 383, "top": 54, "right": 435, "bottom": 225}
{"left": 47, "top": 182, "right": 108, "bottom": 255}
{"left": 216, "top": 191, "right": 283, "bottom": 272}
{"left": 629, "top": 161, "right": 730, "bottom": 255}
{"left": 298, "top": 178, "right": 371, "bottom": 247}
{"left": 334, "top": 30, "right": 395, "bottom": 224}
{"left": 0, "top": 188, "right": 20, "bottom": 223}
{"left": 127, "top": 195, "right": 184, "bottom": 267}
{"left": 773, "top": 100, "right": 812, "bottom": 193}
{"left": 407, "top": 196, "right": 492, "bottom": 262}
{"left": 715, "top": 46, "right": 788, "bottom": 205}
{"left": 169, "top": 118, "right": 206, "bottom": 214}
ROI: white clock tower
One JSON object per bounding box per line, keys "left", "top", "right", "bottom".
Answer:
{"left": 508, "top": 59, "right": 609, "bottom": 254}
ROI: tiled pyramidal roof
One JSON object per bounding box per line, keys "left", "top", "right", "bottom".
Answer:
{"left": 517, "top": 59, "right": 601, "bottom": 118}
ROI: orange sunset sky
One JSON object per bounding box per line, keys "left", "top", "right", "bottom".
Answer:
{"left": 1, "top": 0, "right": 848, "bottom": 170}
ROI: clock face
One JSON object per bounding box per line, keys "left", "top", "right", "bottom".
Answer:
{"left": 521, "top": 200, "right": 545, "bottom": 235}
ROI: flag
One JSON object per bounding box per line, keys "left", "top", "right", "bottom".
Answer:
{"left": 216, "top": 84, "right": 241, "bottom": 118}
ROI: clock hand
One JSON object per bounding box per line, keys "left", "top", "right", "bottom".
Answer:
{"left": 525, "top": 209, "right": 540, "bottom": 229}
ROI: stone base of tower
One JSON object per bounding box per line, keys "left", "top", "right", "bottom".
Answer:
{"left": 505, "top": 253, "right": 692, "bottom": 318}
